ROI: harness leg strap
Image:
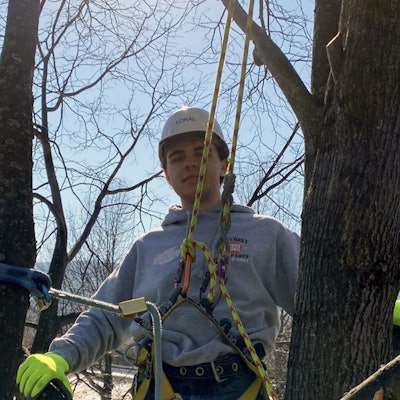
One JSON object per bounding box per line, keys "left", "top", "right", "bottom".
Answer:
{"left": 237, "top": 377, "right": 263, "bottom": 400}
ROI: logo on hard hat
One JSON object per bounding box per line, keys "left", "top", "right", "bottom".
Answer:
{"left": 176, "top": 116, "right": 196, "bottom": 124}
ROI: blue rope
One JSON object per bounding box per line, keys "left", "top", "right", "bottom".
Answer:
{"left": 0, "top": 263, "right": 52, "bottom": 308}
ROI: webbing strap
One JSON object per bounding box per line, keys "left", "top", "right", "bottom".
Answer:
{"left": 134, "top": 371, "right": 179, "bottom": 400}
{"left": 134, "top": 375, "right": 151, "bottom": 400}
{"left": 0, "top": 263, "right": 52, "bottom": 309}
{"left": 237, "top": 377, "right": 263, "bottom": 400}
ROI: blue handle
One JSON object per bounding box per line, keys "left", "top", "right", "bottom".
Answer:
{"left": 0, "top": 263, "right": 52, "bottom": 306}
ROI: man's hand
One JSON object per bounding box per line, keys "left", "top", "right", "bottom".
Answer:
{"left": 16, "top": 353, "right": 72, "bottom": 398}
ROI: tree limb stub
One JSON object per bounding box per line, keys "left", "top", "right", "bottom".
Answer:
{"left": 340, "top": 355, "right": 400, "bottom": 400}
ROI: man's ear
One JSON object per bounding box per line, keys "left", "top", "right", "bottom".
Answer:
{"left": 220, "top": 159, "right": 228, "bottom": 178}
{"left": 164, "top": 169, "right": 171, "bottom": 183}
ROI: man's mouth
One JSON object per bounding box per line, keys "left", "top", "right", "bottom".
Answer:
{"left": 183, "top": 175, "right": 199, "bottom": 183}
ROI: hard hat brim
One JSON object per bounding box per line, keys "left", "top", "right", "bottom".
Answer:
{"left": 159, "top": 131, "right": 229, "bottom": 167}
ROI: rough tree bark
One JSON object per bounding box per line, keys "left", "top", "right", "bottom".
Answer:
{"left": 286, "top": 1, "right": 400, "bottom": 399}
{"left": 0, "top": 0, "right": 40, "bottom": 398}
{"left": 222, "top": 0, "right": 400, "bottom": 398}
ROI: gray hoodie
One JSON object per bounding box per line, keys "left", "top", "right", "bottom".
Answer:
{"left": 50, "top": 204, "right": 299, "bottom": 372}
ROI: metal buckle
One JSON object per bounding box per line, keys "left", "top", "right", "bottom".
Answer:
{"left": 211, "top": 361, "right": 228, "bottom": 383}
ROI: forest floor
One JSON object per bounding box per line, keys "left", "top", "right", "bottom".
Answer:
{"left": 71, "top": 372, "right": 134, "bottom": 400}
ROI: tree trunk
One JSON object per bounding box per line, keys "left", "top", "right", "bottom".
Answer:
{"left": 32, "top": 115, "right": 69, "bottom": 353}
{"left": 32, "top": 300, "right": 62, "bottom": 353}
{"left": 101, "top": 354, "right": 113, "bottom": 400}
{"left": 0, "top": 0, "right": 39, "bottom": 398}
{"left": 32, "top": 244, "right": 68, "bottom": 352}
{"left": 286, "top": 1, "right": 400, "bottom": 399}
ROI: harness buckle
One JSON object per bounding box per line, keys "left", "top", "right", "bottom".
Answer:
{"left": 210, "top": 360, "right": 228, "bottom": 383}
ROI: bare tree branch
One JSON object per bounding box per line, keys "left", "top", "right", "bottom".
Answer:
{"left": 220, "top": 0, "right": 319, "bottom": 138}
{"left": 247, "top": 122, "right": 303, "bottom": 206}
{"left": 339, "top": 355, "right": 400, "bottom": 400}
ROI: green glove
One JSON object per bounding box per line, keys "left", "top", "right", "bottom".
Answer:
{"left": 16, "top": 352, "right": 72, "bottom": 398}
{"left": 394, "top": 299, "right": 400, "bottom": 327}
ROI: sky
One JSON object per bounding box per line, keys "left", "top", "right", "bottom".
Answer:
{"left": 2, "top": 0, "right": 313, "bottom": 262}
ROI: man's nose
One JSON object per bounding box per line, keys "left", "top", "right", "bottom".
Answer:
{"left": 183, "top": 154, "right": 199, "bottom": 168}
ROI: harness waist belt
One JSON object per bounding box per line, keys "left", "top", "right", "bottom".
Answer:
{"left": 163, "top": 344, "right": 265, "bottom": 383}
{"left": 164, "top": 354, "right": 251, "bottom": 382}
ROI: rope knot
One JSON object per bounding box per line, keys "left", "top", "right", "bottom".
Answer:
{"left": 180, "top": 238, "right": 196, "bottom": 262}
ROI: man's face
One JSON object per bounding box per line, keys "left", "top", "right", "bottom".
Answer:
{"left": 163, "top": 137, "right": 228, "bottom": 210}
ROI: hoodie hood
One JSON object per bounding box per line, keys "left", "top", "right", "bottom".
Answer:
{"left": 161, "top": 203, "right": 255, "bottom": 227}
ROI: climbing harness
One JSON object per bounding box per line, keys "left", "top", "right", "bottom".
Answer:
{"left": 133, "top": 297, "right": 268, "bottom": 400}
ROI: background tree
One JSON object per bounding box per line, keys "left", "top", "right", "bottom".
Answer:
{"left": 220, "top": 0, "right": 400, "bottom": 398}
{"left": 64, "top": 195, "right": 134, "bottom": 399}
{"left": 22, "top": 197, "right": 136, "bottom": 399}
{"left": 0, "top": 0, "right": 39, "bottom": 398}
{"left": 29, "top": 0, "right": 208, "bottom": 352}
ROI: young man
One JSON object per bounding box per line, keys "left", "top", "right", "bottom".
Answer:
{"left": 17, "top": 106, "right": 299, "bottom": 399}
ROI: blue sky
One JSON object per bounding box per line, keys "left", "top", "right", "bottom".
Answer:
{"left": 1, "top": 0, "right": 314, "bottom": 261}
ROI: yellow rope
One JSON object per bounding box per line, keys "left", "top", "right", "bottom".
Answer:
{"left": 195, "top": 242, "right": 279, "bottom": 400}
{"left": 219, "top": 277, "right": 279, "bottom": 400}
{"left": 182, "top": 0, "right": 236, "bottom": 250}
{"left": 177, "top": 1, "right": 278, "bottom": 398}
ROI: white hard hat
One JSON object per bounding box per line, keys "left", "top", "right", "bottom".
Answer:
{"left": 159, "top": 106, "right": 229, "bottom": 166}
